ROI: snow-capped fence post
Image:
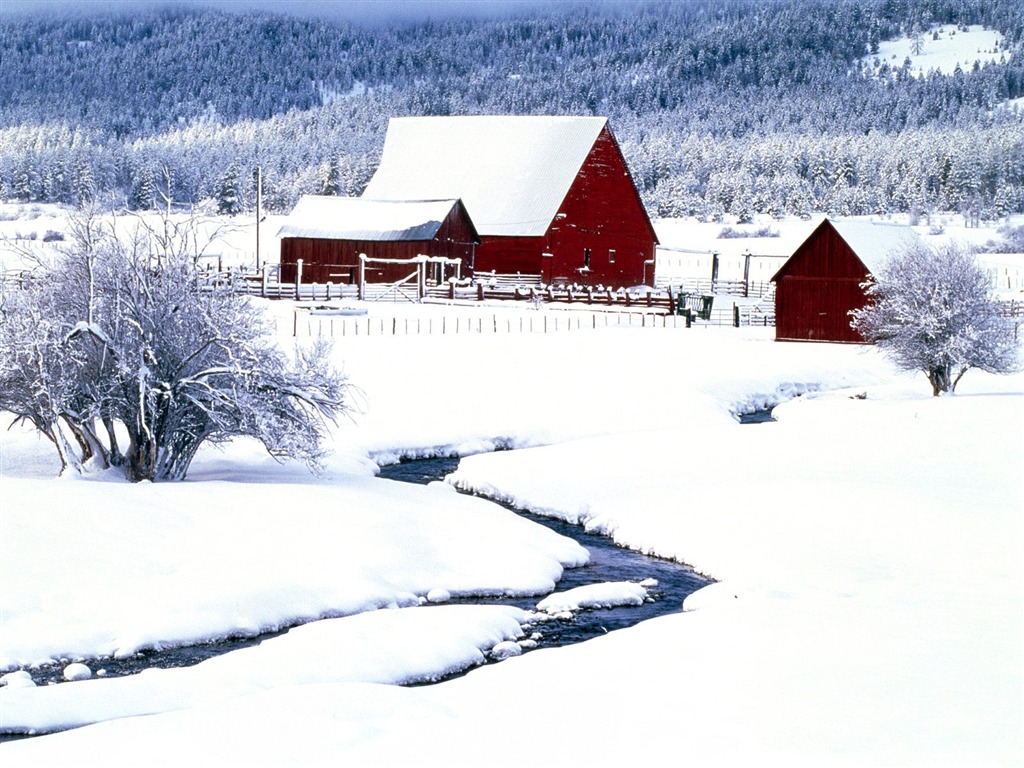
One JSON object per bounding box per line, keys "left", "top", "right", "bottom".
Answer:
{"left": 261, "top": 263, "right": 269, "bottom": 298}
{"left": 295, "top": 259, "right": 303, "bottom": 301}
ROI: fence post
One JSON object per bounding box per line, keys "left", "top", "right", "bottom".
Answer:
{"left": 358, "top": 254, "right": 366, "bottom": 301}
{"left": 262, "top": 263, "right": 269, "bottom": 298}
{"left": 733, "top": 303, "right": 741, "bottom": 328}
{"left": 295, "top": 259, "right": 303, "bottom": 301}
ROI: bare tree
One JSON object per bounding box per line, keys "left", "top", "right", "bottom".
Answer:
{"left": 851, "top": 242, "right": 1020, "bottom": 396}
{"left": 1, "top": 208, "right": 350, "bottom": 481}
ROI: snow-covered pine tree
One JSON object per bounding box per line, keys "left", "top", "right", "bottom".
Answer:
{"left": 215, "top": 164, "right": 242, "bottom": 216}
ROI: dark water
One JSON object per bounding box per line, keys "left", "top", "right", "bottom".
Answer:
{"left": 737, "top": 407, "right": 776, "bottom": 424}
{"left": 379, "top": 456, "right": 709, "bottom": 651}
{"left": 2, "top": 455, "right": 708, "bottom": 702}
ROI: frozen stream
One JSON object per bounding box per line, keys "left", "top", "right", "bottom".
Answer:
{"left": 379, "top": 456, "right": 709, "bottom": 653}
{"left": 12, "top": 456, "right": 708, "bottom": 691}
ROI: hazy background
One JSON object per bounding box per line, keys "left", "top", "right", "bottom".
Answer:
{"left": 0, "top": 0, "right": 584, "bottom": 24}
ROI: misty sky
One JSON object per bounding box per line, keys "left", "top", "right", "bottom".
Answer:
{"left": 1, "top": 0, "right": 583, "bottom": 24}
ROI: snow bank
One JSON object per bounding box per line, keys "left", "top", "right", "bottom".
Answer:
{"left": 0, "top": 472, "right": 585, "bottom": 670}
{"left": 536, "top": 581, "right": 648, "bottom": 613}
{"left": 1, "top": 604, "right": 527, "bottom": 735}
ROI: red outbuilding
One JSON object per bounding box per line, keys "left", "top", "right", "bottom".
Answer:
{"left": 361, "top": 115, "right": 658, "bottom": 288}
{"left": 772, "top": 218, "right": 926, "bottom": 343}
{"left": 277, "top": 197, "right": 477, "bottom": 285}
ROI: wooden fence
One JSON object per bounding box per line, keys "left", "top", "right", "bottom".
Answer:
{"left": 286, "top": 303, "right": 777, "bottom": 338}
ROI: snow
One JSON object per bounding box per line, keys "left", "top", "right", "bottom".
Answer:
{"left": 362, "top": 115, "right": 607, "bottom": 236}
{"left": 1, "top": 210, "right": 1022, "bottom": 766}
{"left": 1, "top": 605, "right": 528, "bottom": 734}
{"left": 0, "top": 473, "right": 585, "bottom": 670}
{"left": 536, "top": 581, "right": 648, "bottom": 613}
{"left": 864, "top": 24, "right": 1007, "bottom": 78}
{"left": 61, "top": 664, "right": 92, "bottom": 682}
{"left": 821, "top": 219, "right": 926, "bottom": 275}
{"left": 276, "top": 196, "right": 460, "bottom": 241}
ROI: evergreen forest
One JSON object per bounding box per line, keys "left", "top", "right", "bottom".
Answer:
{"left": 1, "top": 0, "right": 1022, "bottom": 221}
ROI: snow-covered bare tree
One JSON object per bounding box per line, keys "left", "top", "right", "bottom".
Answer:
{"left": 0, "top": 208, "right": 351, "bottom": 481}
{"left": 850, "top": 242, "right": 1020, "bottom": 396}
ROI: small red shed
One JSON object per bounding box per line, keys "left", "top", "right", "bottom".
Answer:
{"left": 361, "top": 116, "right": 658, "bottom": 288}
{"left": 277, "top": 197, "right": 477, "bottom": 285}
{"left": 772, "top": 218, "right": 925, "bottom": 343}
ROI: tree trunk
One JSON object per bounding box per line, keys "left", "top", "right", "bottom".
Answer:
{"left": 126, "top": 433, "right": 157, "bottom": 482}
{"left": 102, "top": 415, "right": 124, "bottom": 467}
{"left": 928, "top": 364, "right": 953, "bottom": 396}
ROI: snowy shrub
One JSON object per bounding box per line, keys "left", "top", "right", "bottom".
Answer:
{"left": 0, "top": 209, "right": 350, "bottom": 481}
{"left": 850, "top": 242, "right": 1020, "bottom": 396}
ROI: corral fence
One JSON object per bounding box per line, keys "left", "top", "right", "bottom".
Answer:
{"left": 197, "top": 266, "right": 776, "bottom": 323}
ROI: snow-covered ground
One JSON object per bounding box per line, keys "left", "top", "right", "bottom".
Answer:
{"left": 864, "top": 24, "right": 1008, "bottom": 78}
{"left": 2, "top": 294, "right": 1021, "bottom": 766}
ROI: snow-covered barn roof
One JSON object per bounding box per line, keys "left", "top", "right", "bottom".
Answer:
{"left": 276, "top": 196, "right": 466, "bottom": 241}
{"left": 772, "top": 218, "right": 927, "bottom": 282}
{"left": 361, "top": 115, "right": 608, "bottom": 237}
{"left": 827, "top": 219, "right": 926, "bottom": 274}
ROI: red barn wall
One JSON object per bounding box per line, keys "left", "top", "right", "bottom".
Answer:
{"left": 774, "top": 222, "right": 871, "bottom": 343}
{"left": 545, "top": 125, "right": 657, "bottom": 287}
{"left": 472, "top": 236, "right": 545, "bottom": 276}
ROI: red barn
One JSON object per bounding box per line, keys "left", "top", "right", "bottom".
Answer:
{"left": 772, "top": 218, "right": 926, "bottom": 342}
{"left": 277, "top": 197, "right": 477, "bottom": 285}
{"left": 361, "top": 115, "right": 658, "bottom": 288}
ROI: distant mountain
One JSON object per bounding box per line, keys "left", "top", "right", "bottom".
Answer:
{"left": 1, "top": 0, "right": 1022, "bottom": 219}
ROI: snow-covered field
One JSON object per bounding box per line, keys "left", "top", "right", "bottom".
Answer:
{"left": 2, "top": 298, "right": 1021, "bottom": 765}
{"left": 1, "top": 203, "right": 1022, "bottom": 765}
{"left": 864, "top": 24, "right": 1007, "bottom": 78}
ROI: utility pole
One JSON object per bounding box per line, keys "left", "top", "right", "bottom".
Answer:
{"left": 255, "top": 166, "right": 263, "bottom": 271}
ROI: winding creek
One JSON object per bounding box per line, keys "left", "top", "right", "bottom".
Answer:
{"left": 3, "top": 454, "right": 709, "bottom": 703}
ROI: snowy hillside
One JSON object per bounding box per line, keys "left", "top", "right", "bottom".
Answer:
{"left": 864, "top": 23, "right": 1007, "bottom": 76}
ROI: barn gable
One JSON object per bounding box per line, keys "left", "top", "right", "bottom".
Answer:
{"left": 772, "top": 218, "right": 926, "bottom": 343}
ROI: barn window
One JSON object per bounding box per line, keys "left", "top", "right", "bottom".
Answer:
{"left": 583, "top": 248, "right": 591, "bottom": 268}
{"left": 608, "top": 249, "right": 616, "bottom": 263}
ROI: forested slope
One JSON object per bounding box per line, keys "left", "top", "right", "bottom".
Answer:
{"left": 1, "top": 0, "right": 1022, "bottom": 219}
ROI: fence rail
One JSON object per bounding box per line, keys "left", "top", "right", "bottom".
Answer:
{"left": 999, "top": 300, "right": 1024, "bottom": 317}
